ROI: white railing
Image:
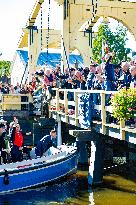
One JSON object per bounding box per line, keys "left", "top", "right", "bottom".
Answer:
{"left": 49, "top": 88, "right": 136, "bottom": 140}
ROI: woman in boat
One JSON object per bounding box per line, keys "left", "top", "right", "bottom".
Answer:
{"left": 11, "top": 124, "right": 24, "bottom": 162}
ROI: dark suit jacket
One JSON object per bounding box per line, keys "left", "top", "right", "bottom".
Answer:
{"left": 0, "top": 132, "right": 6, "bottom": 151}
{"left": 35, "top": 135, "right": 57, "bottom": 157}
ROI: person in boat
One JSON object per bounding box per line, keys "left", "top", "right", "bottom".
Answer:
{"left": 10, "top": 123, "right": 31, "bottom": 162}
{"left": 0, "top": 123, "right": 7, "bottom": 164}
{"left": 9, "top": 116, "right": 18, "bottom": 136}
{"left": 35, "top": 130, "right": 57, "bottom": 158}
{"left": 10, "top": 124, "right": 24, "bottom": 162}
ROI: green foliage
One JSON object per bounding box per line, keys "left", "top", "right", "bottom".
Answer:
{"left": 111, "top": 88, "right": 136, "bottom": 121}
{"left": 92, "top": 23, "right": 131, "bottom": 64}
{"left": 0, "top": 61, "right": 11, "bottom": 77}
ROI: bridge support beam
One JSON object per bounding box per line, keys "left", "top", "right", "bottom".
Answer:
{"left": 77, "top": 141, "right": 88, "bottom": 165}
{"left": 88, "top": 139, "right": 104, "bottom": 185}
{"left": 70, "top": 129, "right": 104, "bottom": 185}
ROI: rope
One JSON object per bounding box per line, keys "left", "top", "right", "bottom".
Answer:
{"left": 21, "top": 63, "right": 28, "bottom": 85}
{"left": 64, "top": 0, "right": 67, "bottom": 19}
{"left": 46, "top": 0, "right": 51, "bottom": 63}
{"left": 85, "top": 0, "right": 98, "bottom": 48}
{"left": 61, "top": 0, "right": 70, "bottom": 70}
{"left": 41, "top": 5, "right": 43, "bottom": 51}
{"left": 61, "top": 36, "right": 70, "bottom": 70}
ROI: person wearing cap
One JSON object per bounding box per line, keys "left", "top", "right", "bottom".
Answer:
{"left": 35, "top": 130, "right": 57, "bottom": 158}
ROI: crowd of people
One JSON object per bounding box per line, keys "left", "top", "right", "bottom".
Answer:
{"left": 0, "top": 82, "right": 34, "bottom": 95}
{"left": 0, "top": 53, "right": 135, "bottom": 100}
{"left": 27, "top": 53, "right": 135, "bottom": 117}
{"left": 32, "top": 53, "right": 136, "bottom": 98}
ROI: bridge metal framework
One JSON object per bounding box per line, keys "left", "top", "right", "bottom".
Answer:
{"left": 14, "top": 0, "right": 136, "bottom": 82}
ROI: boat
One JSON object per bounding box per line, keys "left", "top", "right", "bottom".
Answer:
{"left": 0, "top": 145, "right": 77, "bottom": 194}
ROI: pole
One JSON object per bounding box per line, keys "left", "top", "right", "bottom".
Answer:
{"left": 33, "top": 123, "right": 34, "bottom": 147}
{"left": 57, "top": 120, "right": 62, "bottom": 146}
{"left": 88, "top": 141, "right": 96, "bottom": 185}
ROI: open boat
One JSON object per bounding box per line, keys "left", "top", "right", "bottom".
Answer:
{"left": 0, "top": 145, "right": 77, "bottom": 194}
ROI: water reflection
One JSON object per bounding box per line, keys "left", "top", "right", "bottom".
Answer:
{"left": 88, "top": 188, "right": 95, "bottom": 205}
{"left": 0, "top": 172, "right": 136, "bottom": 205}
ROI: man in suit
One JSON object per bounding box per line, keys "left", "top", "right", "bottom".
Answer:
{"left": 104, "top": 53, "right": 116, "bottom": 91}
{"left": 0, "top": 123, "right": 7, "bottom": 164}
{"left": 35, "top": 130, "right": 57, "bottom": 157}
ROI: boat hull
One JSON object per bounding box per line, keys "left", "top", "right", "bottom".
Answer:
{"left": 0, "top": 151, "right": 77, "bottom": 193}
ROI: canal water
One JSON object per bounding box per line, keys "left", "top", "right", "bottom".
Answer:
{"left": 0, "top": 170, "right": 136, "bottom": 205}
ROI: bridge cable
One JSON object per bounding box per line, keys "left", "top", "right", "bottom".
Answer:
{"left": 61, "top": 0, "right": 70, "bottom": 71}
{"left": 46, "top": 0, "right": 51, "bottom": 64}
{"left": 41, "top": 5, "right": 43, "bottom": 51}
{"left": 85, "top": 0, "right": 98, "bottom": 52}
{"left": 21, "top": 62, "right": 28, "bottom": 85}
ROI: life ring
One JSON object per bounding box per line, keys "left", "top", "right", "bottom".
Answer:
{"left": 3, "top": 169, "right": 9, "bottom": 185}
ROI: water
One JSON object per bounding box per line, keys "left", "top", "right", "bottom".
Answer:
{"left": 0, "top": 171, "right": 136, "bottom": 205}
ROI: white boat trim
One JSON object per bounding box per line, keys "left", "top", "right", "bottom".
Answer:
{"left": 0, "top": 153, "right": 76, "bottom": 176}
{"left": 0, "top": 151, "right": 67, "bottom": 172}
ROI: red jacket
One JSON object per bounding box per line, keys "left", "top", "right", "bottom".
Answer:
{"left": 14, "top": 132, "right": 23, "bottom": 147}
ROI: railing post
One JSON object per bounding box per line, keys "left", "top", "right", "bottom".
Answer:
{"left": 74, "top": 91, "right": 79, "bottom": 127}
{"left": 64, "top": 90, "right": 68, "bottom": 123}
{"left": 0, "top": 93, "right": 3, "bottom": 116}
{"left": 1, "top": 94, "right": 3, "bottom": 111}
{"left": 101, "top": 92, "right": 106, "bottom": 135}
{"left": 120, "top": 120, "right": 125, "bottom": 140}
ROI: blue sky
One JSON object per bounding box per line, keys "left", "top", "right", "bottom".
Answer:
{"left": 0, "top": 0, "right": 136, "bottom": 61}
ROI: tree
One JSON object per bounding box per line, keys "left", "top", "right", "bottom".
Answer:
{"left": 92, "top": 23, "right": 131, "bottom": 64}
{"left": 0, "top": 60, "right": 11, "bottom": 78}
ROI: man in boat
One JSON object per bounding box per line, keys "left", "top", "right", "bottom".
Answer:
{"left": 9, "top": 116, "right": 18, "bottom": 136}
{"left": 35, "top": 130, "right": 57, "bottom": 158}
{"left": 0, "top": 123, "right": 7, "bottom": 164}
